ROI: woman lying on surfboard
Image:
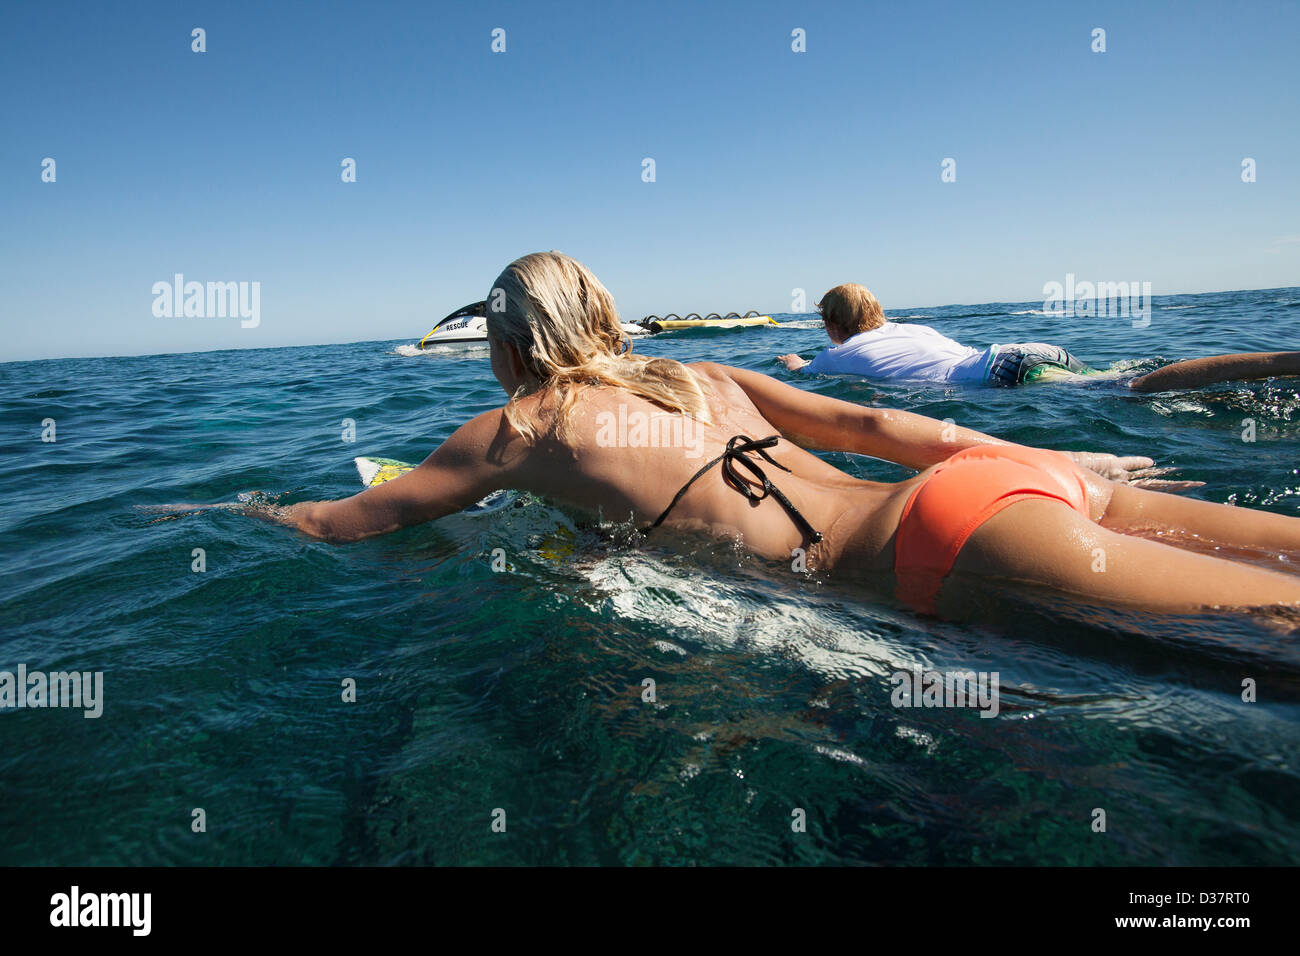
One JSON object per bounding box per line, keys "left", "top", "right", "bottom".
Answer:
{"left": 248, "top": 252, "right": 1300, "bottom": 620}
{"left": 777, "top": 282, "right": 1300, "bottom": 391}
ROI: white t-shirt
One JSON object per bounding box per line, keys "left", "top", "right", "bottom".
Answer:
{"left": 803, "top": 322, "right": 991, "bottom": 383}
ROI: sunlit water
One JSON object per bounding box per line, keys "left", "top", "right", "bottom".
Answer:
{"left": 2, "top": 287, "right": 1299, "bottom": 864}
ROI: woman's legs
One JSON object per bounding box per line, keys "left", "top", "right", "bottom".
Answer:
{"left": 1128, "top": 351, "right": 1300, "bottom": 392}
{"left": 940, "top": 498, "right": 1300, "bottom": 617}
{"left": 1101, "top": 483, "right": 1300, "bottom": 555}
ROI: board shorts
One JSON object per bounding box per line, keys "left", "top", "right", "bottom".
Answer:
{"left": 893, "top": 445, "right": 1092, "bottom": 615}
{"left": 985, "top": 342, "right": 1093, "bottom": 385}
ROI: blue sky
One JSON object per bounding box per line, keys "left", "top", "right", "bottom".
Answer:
{"left": 1, "top": 0, "right": 1296, "bottom": 361}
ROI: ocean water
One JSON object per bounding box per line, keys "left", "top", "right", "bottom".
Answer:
{"left": 2, "top": 286, "right": 1300, "bottom": 865}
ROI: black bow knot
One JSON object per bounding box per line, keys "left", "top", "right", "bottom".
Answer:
{"left": 647, "top": 434, "right": 824, "bottom": 545}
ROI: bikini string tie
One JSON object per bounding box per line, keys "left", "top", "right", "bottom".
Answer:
{"left": 647, "top": 434, "right": 823, "bottom": 544}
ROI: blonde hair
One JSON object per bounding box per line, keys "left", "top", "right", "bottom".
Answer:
{"left": 486, "top": 251, "right": 712, "bottom": 443}
{"left": 818, "top": 283, "right": 886, "bottom": 338}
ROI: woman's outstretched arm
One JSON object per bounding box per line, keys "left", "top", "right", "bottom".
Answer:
{"left": 703, "top": 363, "right": 1006, "bottom": 469}
{"left": 707, "top": 363, "right": 1164, "bottom": 480}
{"left": 1129, "top": 351, "right": 1300, "bottom": 392}
{"left": 247, "top": 408, "right": 525, "bottom": 542}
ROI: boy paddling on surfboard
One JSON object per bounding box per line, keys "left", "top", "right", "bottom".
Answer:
{"left": 778, "top": 282, "right": 1300, "bottom": 390}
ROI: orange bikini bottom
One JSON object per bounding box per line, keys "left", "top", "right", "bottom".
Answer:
{"left": 894, "top": 445, "right": 1092, "bottom": 615}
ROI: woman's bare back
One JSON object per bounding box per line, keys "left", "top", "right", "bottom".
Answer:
{"left": 505, "top": 363, "right": 909, "bottom": 572}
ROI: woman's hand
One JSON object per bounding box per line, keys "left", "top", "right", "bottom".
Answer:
{"left": 237, "top": 492, "right": 322, "bottom": 531}
{"left": 777, "top": 354, "right": 808, "bottom": 372}
{"left": 1064, "top": 451, "right": 1205, "bottom": 491}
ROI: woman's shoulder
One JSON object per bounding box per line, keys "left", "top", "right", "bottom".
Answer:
{"left": 682, "top": 360, "right": 728, "bottom": 377}
{"left": 679, "top": 361, "right": 743, "bottom": 397}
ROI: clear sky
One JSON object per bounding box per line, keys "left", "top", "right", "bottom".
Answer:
{"left": 1, "top": 0, "right": 1296, "bottom": 361}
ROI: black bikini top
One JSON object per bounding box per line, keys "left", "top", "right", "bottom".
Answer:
{"left": 644, "top": 434, "right": 823, "bottom": 544}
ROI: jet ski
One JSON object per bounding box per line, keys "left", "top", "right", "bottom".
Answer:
{"left": 417, "top": 301, "right": 651, "bottom": 349}
{"left": 416, "top": 302, "right": 492, "bottom": 347}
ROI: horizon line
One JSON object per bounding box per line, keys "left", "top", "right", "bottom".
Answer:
{"left": 5, "top": 283, "right": 1296, "bottom": 367}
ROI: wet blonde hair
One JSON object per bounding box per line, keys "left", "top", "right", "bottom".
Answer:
{"left": 818, "top": 283, "right": 886, "bottom": 338}
{"left": 486, "top": 251, "right": 712, "bottom": 443}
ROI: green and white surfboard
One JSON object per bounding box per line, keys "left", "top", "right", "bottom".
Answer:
{"left": 354, "top": 456, "right": 414, "bottom": 488}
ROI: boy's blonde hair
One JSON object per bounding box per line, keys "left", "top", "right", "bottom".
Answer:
{"left": 818, "top": 283, "right": 886, "bottom": 338}
{"left": 486, "top": 251, "right": 711, "bottom": 442}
